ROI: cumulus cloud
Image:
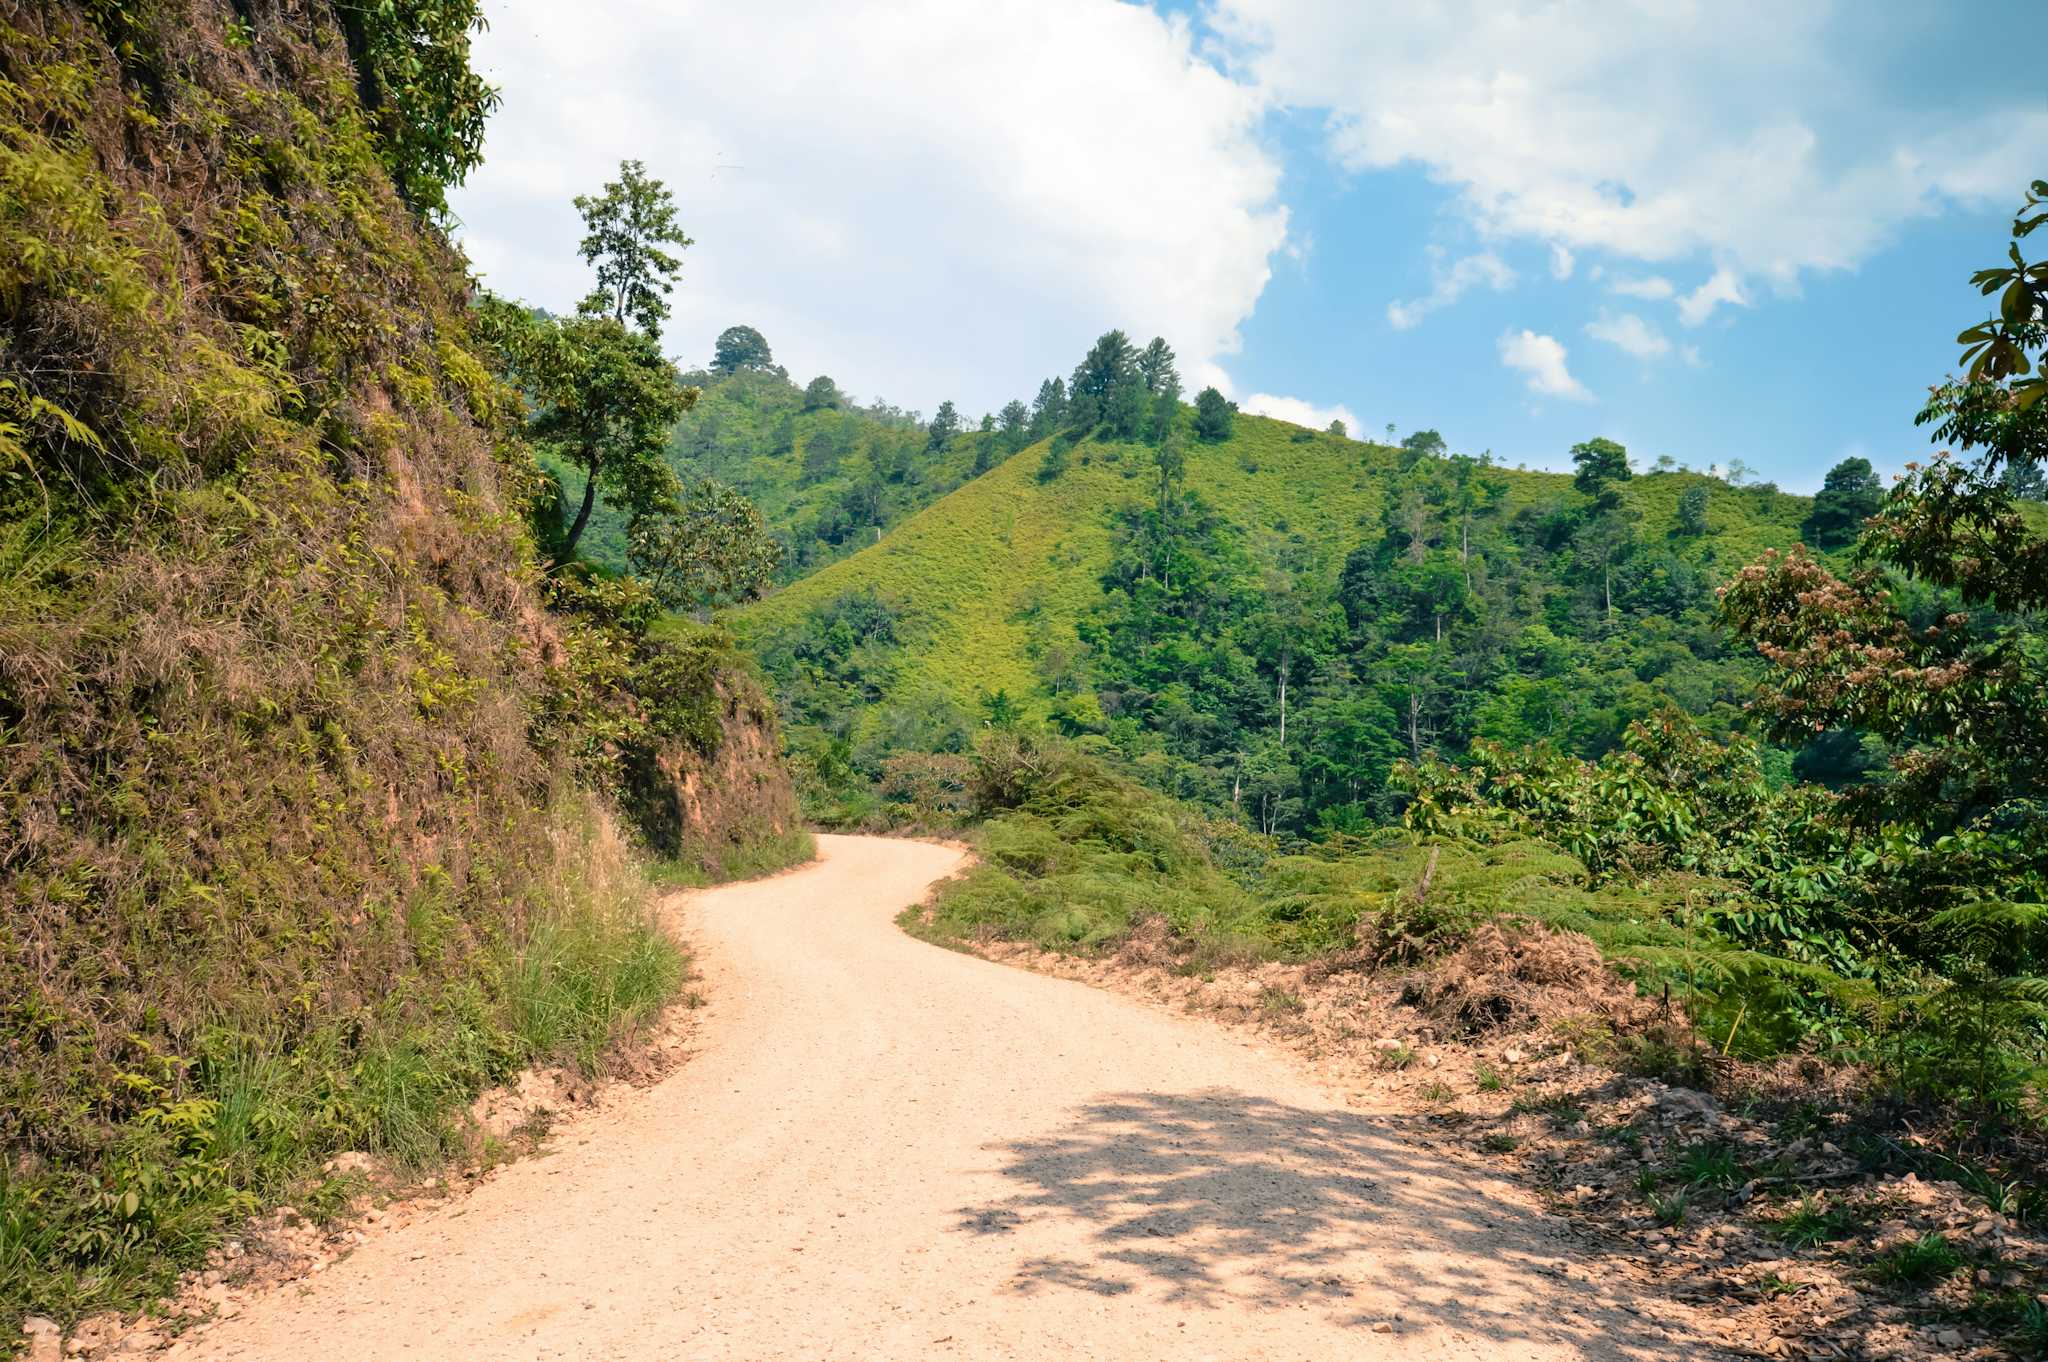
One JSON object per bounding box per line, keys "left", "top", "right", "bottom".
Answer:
{"left": 1678, "top": 266, "right": 1751, "bottom": 327}
{"left": 1499, "top": 329, "right": 1592, "bottom": 401}
{"left": 451, "top": 0, "right": 1288, "bottom": 415}
{"left": 1549, "top": 243, "right": 1575, "bottom": 280}
{"left": 1240, "top": 392, "right": 1361, "bottom": 433}
{"left": 1209, "top": 1, "right": 2045, "bottom": 312}
{"left": 1584, "top": 311, "right": 1671, "bottom": 361}
{"left": 1386, "top": 251, "right": 1516, "bottom": 329}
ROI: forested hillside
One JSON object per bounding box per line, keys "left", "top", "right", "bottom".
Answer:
{"left": 543, "top": 326, "right": 1015, "bottom": 583}
{"left": 737, "top": 376, "right": 1829, "bottom": 834}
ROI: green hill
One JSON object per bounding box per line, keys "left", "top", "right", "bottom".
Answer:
{"left": 542, "top": 363, "right": 1007, "bottom": 581}
{"left": 736, "top": 407, "right": 1821, "bottom": 830}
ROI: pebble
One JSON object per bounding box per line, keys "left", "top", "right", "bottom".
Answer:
{"left": 21, "top": 1316, "right": 61, "bottom": 1362}
{"left": 1935, "top": 1329, "right": 1964, "bottom": 1348}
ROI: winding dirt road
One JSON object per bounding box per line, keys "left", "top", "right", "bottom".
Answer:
{"left": 196, "top": 834, "right": 1717, "bottom": 1360}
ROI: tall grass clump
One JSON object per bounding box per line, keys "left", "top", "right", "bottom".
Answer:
{"left": 507, "top": 802, "right": 687, "bottom": 1072}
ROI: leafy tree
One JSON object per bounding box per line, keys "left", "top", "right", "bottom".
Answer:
{"left": 339, "top": 0, "right": 500, "bottom": 216}
{"left": 1103, "top": 375, "right": 1150, "bottom": 440}
{"left": 1070, "top": 330, "right": 1148, "bottom": 437}
{"left": 1327, "top": 419, "right": 1347, "bottom": 438}
{"left": 626, "top": 478, "right": 781, "bottom": 615}
{"left": 1193, "top": 386, "right": 1236, "bottom": 443}
{"left": 1720, "top": 180, "right": 2048, "bottom": 1107}
{"left": 1072, "top": 329, "right": 1139, "bottom": 404}
{"left": 1570, "top": 436, "right": 1633, "bottom": 510}
{"left": 1138, "top": 337, "right": 1180, "bottom": 397}
{"left": 800, "top": 426, "right": 843, "bottom": 485}
{"left": 1029, "top": 378, "right": 1068, "bottom": 437}
{"left": 712, "top": 325, "right": 774, "bottom": 375}
{"left": 1401, "top": 429, "right": 1447, "bottom": 465}
{"left": 997, "top": 399, "right": 1030, "bottom": 452}
{"left": 802, "top": 375, "right": 842, "bottom": 411}
{"left": 979, "top": 412, "right": 995, "bottom": 434}
{"left": 928, "top": 399, "right": 961, "bottom": 452}
{"left": 574, "top": 161, "right": 691, "bottom": 339}
{"left": 1676, "top": 483, "right": 1711, "bottom": 536}
{"left": 1801, "top": 456, "right": 1884, "bottom": 548}
{"left": 1954, "top": 178, "right": 2048, "bottom": 411}
{"left": 480, "top": 301, "right": 693, "bottom": 560}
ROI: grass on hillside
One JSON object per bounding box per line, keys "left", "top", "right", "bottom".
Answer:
{"left": 0, "top": 799, "right": 683, "bottom": 1329}
{"left": 739, "top": 415, "right": 1813, "bottom": 723}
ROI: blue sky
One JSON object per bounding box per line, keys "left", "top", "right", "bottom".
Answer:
{"left": 451, "top": 1, "right": 2043, "bottom": 493}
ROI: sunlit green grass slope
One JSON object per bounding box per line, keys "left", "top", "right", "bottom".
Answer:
{"left": 735, "top": 414, "right": 1812, "bottom": 716}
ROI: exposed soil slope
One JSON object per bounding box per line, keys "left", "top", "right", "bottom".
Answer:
{"left": 187, "top": 835, "right": 1724, "bottom": 1361}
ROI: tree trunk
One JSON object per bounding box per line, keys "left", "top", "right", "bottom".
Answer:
{"left": 562, "top": 463, "right": 599, "bottom": 559}
{"left": 1277, "top": 658, "right": 1288, "bottom": 746}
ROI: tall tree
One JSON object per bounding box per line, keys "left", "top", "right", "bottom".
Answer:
{"left": 1030, "top": 378, "right": 1068, "bottom": 437}
{"left": 1676, "top": 483, "right": 1711, "bottom": 536}
{"left": 574, "top": 160, "right": 691, "bottom": 339}
{"left": 1801, "top": 456, "right": 1884, "bottom": 548}
{"left": 997, "top": 399, "right": 1031, "bottom": 453}
{"left": 480, "top": 302, "right": 694, "bottom": 560}
{"left": 928, "top": 399, "right": 961, "bottom": 452}
{"left": 1570, "top": 436, "right": 1633, "bottom": 510}
{"left": 712, "top": 325, "right": 774, "bottom": 374}
{"left": 1138, "top": 337, "right": 1181, "bottom": 397}
{"left": 802, "top": 375, "right": 842, "bottom": 411}
{"left": 1193, "top": 386, "right": 1236, "bottom": 443}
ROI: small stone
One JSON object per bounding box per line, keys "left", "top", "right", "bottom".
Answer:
{"left": 21, "top": 1316, "right": 61, "bottom": 1362}
{"left": 1935, "top": 1330, "right": 1964, "bottom": 1348}
{"left": 1371, "top": 1321, "right": 1394, "bottom": 1334}
{"left": 323, "top": 1151, "right": 374, "bottom": 1177}
{"left": 1503, "top": 1047, "right": 1525, "bottom": 1064}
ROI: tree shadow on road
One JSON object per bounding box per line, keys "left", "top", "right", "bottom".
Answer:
{"left": 953, "top": 1088, "right": 1725, "bottom": 1359}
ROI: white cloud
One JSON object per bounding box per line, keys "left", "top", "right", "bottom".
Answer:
{"left": 1386, "top": 250, "right": 1516, "bottom": 329}
{"left": 451, "top": 0, "right": 1288, "bottom": 416}
{"left": 1585, "top": 310, "right": 1670, "bottom": 361}
{"left": 1549, "top": 243, "right": 1575, "bottom": 280}
{"left": 1240, "top": 392, "right": 1361, "bottom": 432}
{"left": 1499, "top": 329, "right": 1592, "bottom": 401}
{"left": 1677, "top": 266, "right": 1751, "bottom": 327}
{"left": 1210, "top": 1, "right": 2045, "bottom": 317}
{"left": 1609, "top": 274, "right": 1676, "bottom": 300}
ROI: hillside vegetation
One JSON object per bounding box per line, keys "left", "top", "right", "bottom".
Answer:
{"left": 739, "top": 395, "right": 1815, "bottom": 832}
{"left": 544, "top": 347, "right": 1005, "bottom": 583}
{"left": 0, "top": 0, "right": 796, "bottom": 1327}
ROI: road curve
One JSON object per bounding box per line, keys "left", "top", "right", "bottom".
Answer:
{"left": 195, "top": 834, "right": 1709, "bottom": 1361}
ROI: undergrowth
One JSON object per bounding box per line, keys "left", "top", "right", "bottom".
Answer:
{"left": 0, "top": 797, "right": 682, "bottom": 1327}
{"left": 0, "top": 4, "right": 783, "bottom": 1331}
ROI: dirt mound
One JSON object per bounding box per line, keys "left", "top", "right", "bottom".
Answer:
{"left": 1410, "top": 921, "right": 1654, "bottom": 1036}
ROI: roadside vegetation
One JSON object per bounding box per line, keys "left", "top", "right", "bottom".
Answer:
{"left": 877, "top": 187, "right": 2048, "bottom": 1353}
{"left": 0, "top": 2, "right": 797, "bottom": 1331}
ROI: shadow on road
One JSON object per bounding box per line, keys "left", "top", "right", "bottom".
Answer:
{"left": 953, "top": 1088, "right": 1724, "bottom": 1359}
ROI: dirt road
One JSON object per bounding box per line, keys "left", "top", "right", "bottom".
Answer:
{"left": 194, "top": 834, "right": 1715, "bottom": 1360}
